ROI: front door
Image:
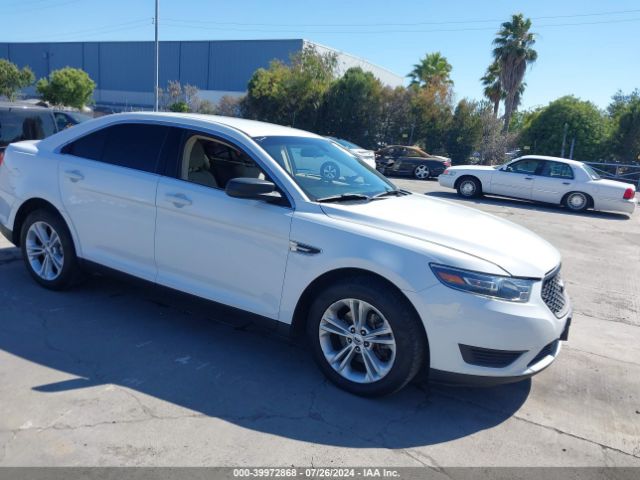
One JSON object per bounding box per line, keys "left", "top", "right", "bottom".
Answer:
{"left": 154, "top": 131, "right": 293, "bottom": 319}
{"left": 489, "top": 158, "right": 544, "bottom": 199}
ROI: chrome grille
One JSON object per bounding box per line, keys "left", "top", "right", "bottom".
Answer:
{"left": 541, "top": 269, "right": 568, "bottom": 317}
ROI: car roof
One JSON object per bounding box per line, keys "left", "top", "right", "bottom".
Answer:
{"left": 117, "top": 112, "right": 320, "bottom": 139}
{"left": 516, "top": 155, "right": 584, "bottom": 166}
{"left": 0, "top": 101, "right": 51, "bottom": 111}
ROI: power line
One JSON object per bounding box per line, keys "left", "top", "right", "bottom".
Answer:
{"left": 8, "top": 19, "right": 151, "bottom": 42}
{"left": 161, "top": 16, "right": 640, "bottom": 35}
{"left": 164, "top": 8, "right": 640, "bottom": 28}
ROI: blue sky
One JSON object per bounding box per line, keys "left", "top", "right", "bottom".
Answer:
{"left": 2, "top": 0, "right": 639, "bottom": 110}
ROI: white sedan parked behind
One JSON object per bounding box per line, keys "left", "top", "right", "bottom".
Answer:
{"left": 439, "top": 155, "right": 637, "bottom": 215}
{"left": 0, "top": 114, "right": 571, "bottom": 396}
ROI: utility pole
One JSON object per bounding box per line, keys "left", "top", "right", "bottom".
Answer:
{"left": 569, "top": 137, "right": 575, "bottom": 159}
{"left": 560, "top": 122, "right": 568, "bottom": 157}
{"left": 153, "top": 0, "right": 159, "bottom": 112}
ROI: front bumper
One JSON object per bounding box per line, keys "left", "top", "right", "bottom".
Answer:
{"left": 438, "top": 174, "right": 456, "bottom": 189}
{"left": 404, "top": 279, "right": 571, "bottom": 383}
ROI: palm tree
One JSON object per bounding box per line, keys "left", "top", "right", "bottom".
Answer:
{"left": 481, "top": 61, "right": 503, "bottom": 117}
{"left": 492, "top": 13, "right": 537, "bottom": 132}
{"left": 408, "top": 52, "right": 453, "bottom": 89}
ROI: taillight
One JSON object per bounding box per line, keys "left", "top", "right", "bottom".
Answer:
{"left": 0, "top": 150, "right": 4, "bottom": 167}
{"left": 444, "top": 160, "right": 451, "bottom": 167}
{"left": 443, "top": 168, "right": 450, "bottom": 175}
{"left": 623, "top": 187, "right": 635, "bottom": 200}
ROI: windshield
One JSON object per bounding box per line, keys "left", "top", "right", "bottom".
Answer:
{"left": 582, "top": 164, "right": 601, "bottom": 180}
{"left": 335, "top": 138, "right": 361, "bottom": 150}
{"left": 254, "top": 136, "right": 396, "bottom": 201}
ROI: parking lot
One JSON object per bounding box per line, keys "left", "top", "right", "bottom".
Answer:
{"left": 0, "top": 178, "right": 638, "bottom": 467}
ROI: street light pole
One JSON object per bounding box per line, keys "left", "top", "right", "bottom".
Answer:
{"left": 154, "top": 0, "right": 159, "bottom": 112}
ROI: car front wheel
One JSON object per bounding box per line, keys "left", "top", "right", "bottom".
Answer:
{"left": 307, "top": 276, "right": 427, "bottom": 397}
{"left": 20, "top": 209, "right": 81, "bottom": 290}
{"left": 457, "top": 177, "right": 482, "bottom": 198}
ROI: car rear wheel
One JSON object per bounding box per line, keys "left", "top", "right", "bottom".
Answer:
{"left": 457, "top": 177, "right": 482, "bottom": 198}
{"left": 20, "top": 209, "right": 81, "bottom": 290}
{"left": 414, "top": 164, "right": 430, "bottom": 180}
{"left": 307, "top": 276, "right": 427, "bottom": 397}
{"left": 564, "top": 192, "right": 589, "bottom": 212}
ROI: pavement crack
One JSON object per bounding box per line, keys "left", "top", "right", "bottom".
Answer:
{"left": 433, "top": 389, "right": 640, "bottom": 460}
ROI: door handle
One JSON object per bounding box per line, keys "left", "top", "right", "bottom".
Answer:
{"left": 524, "top": 177, "right": 533, "bottom": 180}
{"left": 562, "top": 182, "right": 571, "bottom": 185}
{"left": 64, "top": 170, "right": 84, "bottom": 183}
{"left": 165, "top": 193, "right": 192, "bottom": 208}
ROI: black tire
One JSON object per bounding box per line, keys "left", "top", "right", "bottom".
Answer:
{"left": 320, "top": 161, "right": 340, "bottom": 182}
{"left": 563, "top": 192, "right": 589, "bottom": 212}
{"left": 456, "top": 177, "right": 482, "bottom": 198}
{"left": 20, "top": 209, "right": 81, "bottom": 290}
{"left": 306, "top": 275, "right": 428, "bottom": 397}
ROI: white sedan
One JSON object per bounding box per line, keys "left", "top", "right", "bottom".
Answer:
{"left": 439, "top": 155, "right": 637, "bottom": 215}
{"left": 0, "top": 114, "right": 571, "bottom": 396}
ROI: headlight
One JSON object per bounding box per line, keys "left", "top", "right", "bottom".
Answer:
{"left": 430, "top": 264, "right": 534, "bottom": 302}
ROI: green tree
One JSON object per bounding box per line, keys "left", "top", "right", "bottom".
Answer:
{"left": 0, "top": 59, "right": 35, "bottom": 101}
{"left": 36, "top": 67, "right": 96, "bottom": 108}
{"left": 409, "top": 83, "right": 454, "bottom": 154}
{"left": 318, "top": 67, "right": 383, "bottom": 148}
{"left": 408, "top": 52, "right": 453, "bottom": 91}
{"left": 609, "top": 94, "right": 640, "bottom": 164}
{"left": 480, "top": 61, "right": 503, "bottom": 117}
{"left": 445, "top": 99, "right": 483, "bottom": 164}
{"left": 492, "top": 13, "right": 537, "bottom": 132}
{"left": 243, "top": 46, "right": 337, "bottom": 130}
{"left": 519, "top": 96, "right": 609, "bottom": 161}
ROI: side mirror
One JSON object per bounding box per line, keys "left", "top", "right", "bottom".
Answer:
{"left": 225, "top": 177, "right": 278, "bottom": 200}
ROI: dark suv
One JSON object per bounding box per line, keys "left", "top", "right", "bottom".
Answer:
{"left": 0, "top": 102, "right": 58, "bottom": 163}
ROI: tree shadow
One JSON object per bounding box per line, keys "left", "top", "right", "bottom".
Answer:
{"left": 425, "top": 191, "right": 631, "bottom": 220}
{"left": 0, "top": 259, "right": 531, "bottom": 449}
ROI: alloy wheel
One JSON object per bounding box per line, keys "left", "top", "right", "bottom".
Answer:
{"left": 318, "top": 298, "right": 396, "bottom": 384}
{"left": 25, "top": 221, "right": 65, "bottom": 281}
{"left": 414, "top": 165, "right": 430, "bottom": 179}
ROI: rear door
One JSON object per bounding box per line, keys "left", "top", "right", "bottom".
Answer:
{"left": 489, "top": 158, "right": 544, "bottom": 199}
{"left": 58, "top": 122, "right": 170, "bottom": 281}
{"left": 531, "top": 161, "right": 575, "bottom": 204}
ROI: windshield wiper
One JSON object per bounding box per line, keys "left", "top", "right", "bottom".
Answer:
{"left": 370, "top": 189, "right": 409, "bottom": 200}
{"left": 316, "top": 193, "right": 371, "bottom": 203}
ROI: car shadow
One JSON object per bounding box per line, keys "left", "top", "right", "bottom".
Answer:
{"left": 425, "top": 191, "right": 631, "bottom": 220}
{"left": 0, "top": 255, "right": 531, "bottom": 449}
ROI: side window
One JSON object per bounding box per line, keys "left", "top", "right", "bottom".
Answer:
{"left": 0, "top": 109, "right": 57, "bottom": 147}
{"left": 62, "top": 127, "right": 107, "bottom": 160}
{"left": 101, "top": 124, "right": 168, "bottom": 173}
{"left": 541, "top": 161, "right": 574, "bottom": 179}
{"left": 63, "top": 123, "right": 168, "bottom": 173}
{"left": 181, "top": 134, "right": 265, "bottom": 189}
{"left": 507, "top": 159, "right": 542, "bottom": 175}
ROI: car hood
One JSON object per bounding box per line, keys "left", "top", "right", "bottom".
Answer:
{"left": 320, "top": 194, "right": 560, "bottom": 278}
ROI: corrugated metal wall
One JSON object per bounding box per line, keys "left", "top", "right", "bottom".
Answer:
{"left": 0, "top": 39, "right": 403, "bottom": 107}
{"left": 0, "top": 39, "right": 305, "bottom": 93}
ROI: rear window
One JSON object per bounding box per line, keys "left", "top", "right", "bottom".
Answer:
{"left": 0, "top": 108, "right": 57, "bottom": 147}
